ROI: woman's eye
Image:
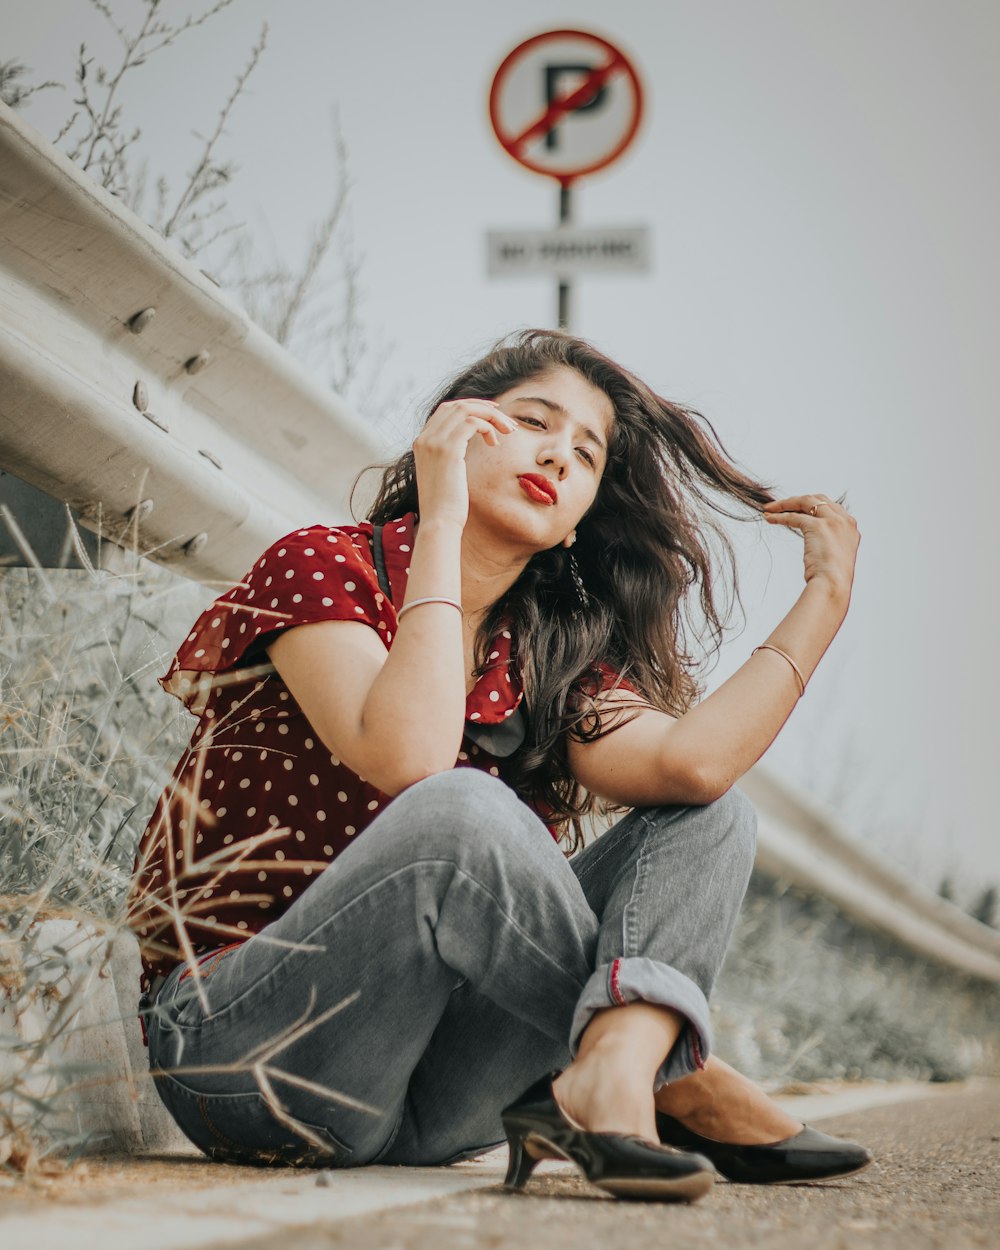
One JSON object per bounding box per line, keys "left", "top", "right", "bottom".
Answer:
{"left": 512, "top": 413, "right": 596, "bottom": 467}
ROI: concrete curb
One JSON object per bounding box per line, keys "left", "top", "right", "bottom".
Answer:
{"left": 1, "top": 921, "right": 187, "bottom": 1158}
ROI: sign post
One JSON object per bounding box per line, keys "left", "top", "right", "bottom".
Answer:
{"left": 488, "top": 29, "right": 648, "bottom": 330}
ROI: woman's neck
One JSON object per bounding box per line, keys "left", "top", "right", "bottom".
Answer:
{"left": 414, "top": 517, "right": 532, "bottom": 622}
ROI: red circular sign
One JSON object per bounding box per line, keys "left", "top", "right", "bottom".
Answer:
{"left": 489, "top": 29, "right": 644, "bottom": 186}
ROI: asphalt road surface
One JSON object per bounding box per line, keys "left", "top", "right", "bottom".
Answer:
{"left": 226, "top": 1084, "right": 999, "bottom": 1250}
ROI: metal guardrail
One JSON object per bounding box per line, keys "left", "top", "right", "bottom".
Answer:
{"left": 0, "top": 102, "right": 385, "bottom": 584}
{"left": 741, "top": 769, "right": 1000, "bottom": 982}
{"left": 2, "top": 102, "right": 998, "bottom": 984}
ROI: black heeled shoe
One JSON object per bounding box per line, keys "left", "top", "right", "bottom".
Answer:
{"left": 655, "top": 1111, "right": 874, "bottom": 1184}
{"left": 501, "top": 1073, "right": 716, "bottom": 1202}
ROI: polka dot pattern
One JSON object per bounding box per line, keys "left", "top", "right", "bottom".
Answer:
{"left": 130, "top": 510, "right": 584, "bottom": 999}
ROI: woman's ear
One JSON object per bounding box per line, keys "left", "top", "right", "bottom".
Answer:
{"left": 562, "top": 531, "right": 577, "bottom": 548}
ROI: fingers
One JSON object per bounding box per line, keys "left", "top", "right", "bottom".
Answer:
{"left": 440, "top": 398, "right": 518, "bottom": 440}
{"left": 418, "top": 398, "right": 517, "bottom": 451}
{"left": 763, "top": 494, "right": 836, "bottom": 514}
{"left": 438, "top": 416, "right": 506, "bottom": 447}
{"left": 449, "top": 398, "right": 516, "bottom": 427}
{"left": 763, "top": 494, "right": 858, "bottom": 534}
{"left": 762, "top": 510, "right": 808, "bottom": 535}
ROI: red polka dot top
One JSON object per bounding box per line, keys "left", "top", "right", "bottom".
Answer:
{"left": 129, "top": 513, "right": 553, "bottom": 993}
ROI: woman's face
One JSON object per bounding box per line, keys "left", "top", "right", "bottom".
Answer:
{"left": 463, "top": 364, "right": 615, "bottom": 552}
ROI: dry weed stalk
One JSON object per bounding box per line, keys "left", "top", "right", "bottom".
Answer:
{"left": 148, "top": 986, "right": 380, "bottom": 1158}
{"left": 0, "top": 0, "right": 406, "bottom": 1177}
{"left": 0, "top": 900, "right": 118, "bottom": 1172}
{"left": 0, "top": 514, "right": 377, "bottom": 1173}
{"left": 0, "top": 514, "right": 199, "bottom": 1170}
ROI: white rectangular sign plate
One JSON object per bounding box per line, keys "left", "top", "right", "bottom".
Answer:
{"left": 487, "top": 227, "right": 651, "bottom": 277}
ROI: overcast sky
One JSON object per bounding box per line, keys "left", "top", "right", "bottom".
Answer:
{"left": 8, "top": 0, "right": 999, "bottom": 897}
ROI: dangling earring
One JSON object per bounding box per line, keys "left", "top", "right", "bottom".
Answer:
{"left": 568, "top": 550, "right": 589, "bottom": 615}
{"left": 562, "top": 531, "right": 576, "bottom": 548}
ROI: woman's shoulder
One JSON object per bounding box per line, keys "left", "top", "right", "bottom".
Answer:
{"left": 227, "top": 516, "right": 406, "bottom": 627}
{"left": 257, "top": 514, "right": 413, "bottom": 571}
{"left": 159, "top": 516, "right": 415, "bottom": 713}
{"left": 258, "top": 520, "right": 374, "bottom": 565}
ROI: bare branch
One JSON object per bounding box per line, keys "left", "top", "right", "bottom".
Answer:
{"left": 87, "top": 0, "right": 128, "bottom": 46}
{"left": 162, "top": 24, "right": 267, "bottom": 240}
{"left": 52, "top": 110, "right": 81, "bottom": 147}
{"left": 271, "top": 108, "right": 351, "bottom": 345}
{"left": 139, "top": 0, "right": 237, "bottom": 61}
{"left": 78, "top": 1, "right": 159, "bottom": 172}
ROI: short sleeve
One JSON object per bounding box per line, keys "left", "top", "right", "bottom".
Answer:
{"left": 161, "top": 525, "right": 392, "bottom": 713}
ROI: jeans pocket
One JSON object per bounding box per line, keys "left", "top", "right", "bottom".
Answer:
{"left": 167, "top": 944, "right": 245, "bottom": 1028}
{"left": 154, "top": 1075, "right": 354, "bottom": 1168}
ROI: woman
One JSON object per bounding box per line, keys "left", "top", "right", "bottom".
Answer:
{"left": 130, "top": 329, "right": 869, "bottom": 1202}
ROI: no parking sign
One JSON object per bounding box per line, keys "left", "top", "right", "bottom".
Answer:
{"left": 487, "top": 29, "right": 649, "bottom": 329}
{"left": 489, "top": 29, "right": 644, "bottom": 186}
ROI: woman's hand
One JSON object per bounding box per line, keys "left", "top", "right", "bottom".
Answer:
{"left": 412, "top": 398, "right": 517, "bottom": 530}
{"left": 763, "top": 494, "right": 860, "bottom": 600}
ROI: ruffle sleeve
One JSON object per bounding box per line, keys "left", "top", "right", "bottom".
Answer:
{"left": 161, "top": 524, "right": 393, "bottom": 714}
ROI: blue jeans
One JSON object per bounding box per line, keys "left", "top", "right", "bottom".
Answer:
{"left": 144, "top": 770, "right": 757, "bottom": 1167}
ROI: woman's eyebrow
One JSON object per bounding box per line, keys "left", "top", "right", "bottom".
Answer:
{"left": 513, "top": 396, "right": 608, "bottom": 455}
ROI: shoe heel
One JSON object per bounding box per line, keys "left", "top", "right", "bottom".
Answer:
{"left": 503, "top": 1127, "right": 541, "bottom": 1191}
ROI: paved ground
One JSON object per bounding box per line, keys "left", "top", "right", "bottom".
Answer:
{"left": 236, "top": 1085, "right": 1000, "bottom": 1250}
{"left": 2, "top": 1082, "right": 997, "bottom": 1250}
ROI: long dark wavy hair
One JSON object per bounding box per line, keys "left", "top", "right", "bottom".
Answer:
{"left": 353, "top": 329, "right": 778, "bottom": 851}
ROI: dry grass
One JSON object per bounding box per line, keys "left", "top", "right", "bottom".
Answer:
{"left": 1, "top": 548, "right": 209, "bottom": 1172}
{"left": 715, "top": 873, "right": 1000, "bottom": 1085}
{"left": 0, "top": 539, "right": 374, "bottom": 1176}
{"left": 0, "top": 559, "right": 207, "bottom": 911}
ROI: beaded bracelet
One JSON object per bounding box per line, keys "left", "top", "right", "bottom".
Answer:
{"left": 751, "top": 644, "right": 806, "bottom": 697}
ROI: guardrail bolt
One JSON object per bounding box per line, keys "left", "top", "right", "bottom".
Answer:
{"left": 198, "top": 449, "right": 223, "bottom": 470}
{"left": 128, "top": 307, "right": 156, "bottom": 334}
{"left": 185, "top": 352, "right": 212, "bottom": 375}
{"left": 184, "top": 532, "right": 208, "bottom": 557}
{"left": 126, "top": 498, "right": 154, "bottom": 522}
{"left": 132, "top": 381, "right": 148, "bottom": 411}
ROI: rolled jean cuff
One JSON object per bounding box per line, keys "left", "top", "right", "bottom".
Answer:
{"left": 569, "top": 957, "right": 712, "bottom": 1087}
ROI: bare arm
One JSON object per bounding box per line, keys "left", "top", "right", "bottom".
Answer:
{"left": 569, "top": 493, "right": 859, "bottom": 805}
{"left": 568, "top": 577, "right": 848, "bottom": 805}
{"left": 266, "top": 399, "right": 516, "bottom": 797}
{"left": 266, "top": 519, "right": 466, "bottom": 795}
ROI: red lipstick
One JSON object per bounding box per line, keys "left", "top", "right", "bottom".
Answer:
{"left": 518, "top": 474, "right": 558, "bottom": 505}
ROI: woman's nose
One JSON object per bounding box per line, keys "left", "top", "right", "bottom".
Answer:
{"left": 538, "top": 440, "right": 572, "bottom": 478}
